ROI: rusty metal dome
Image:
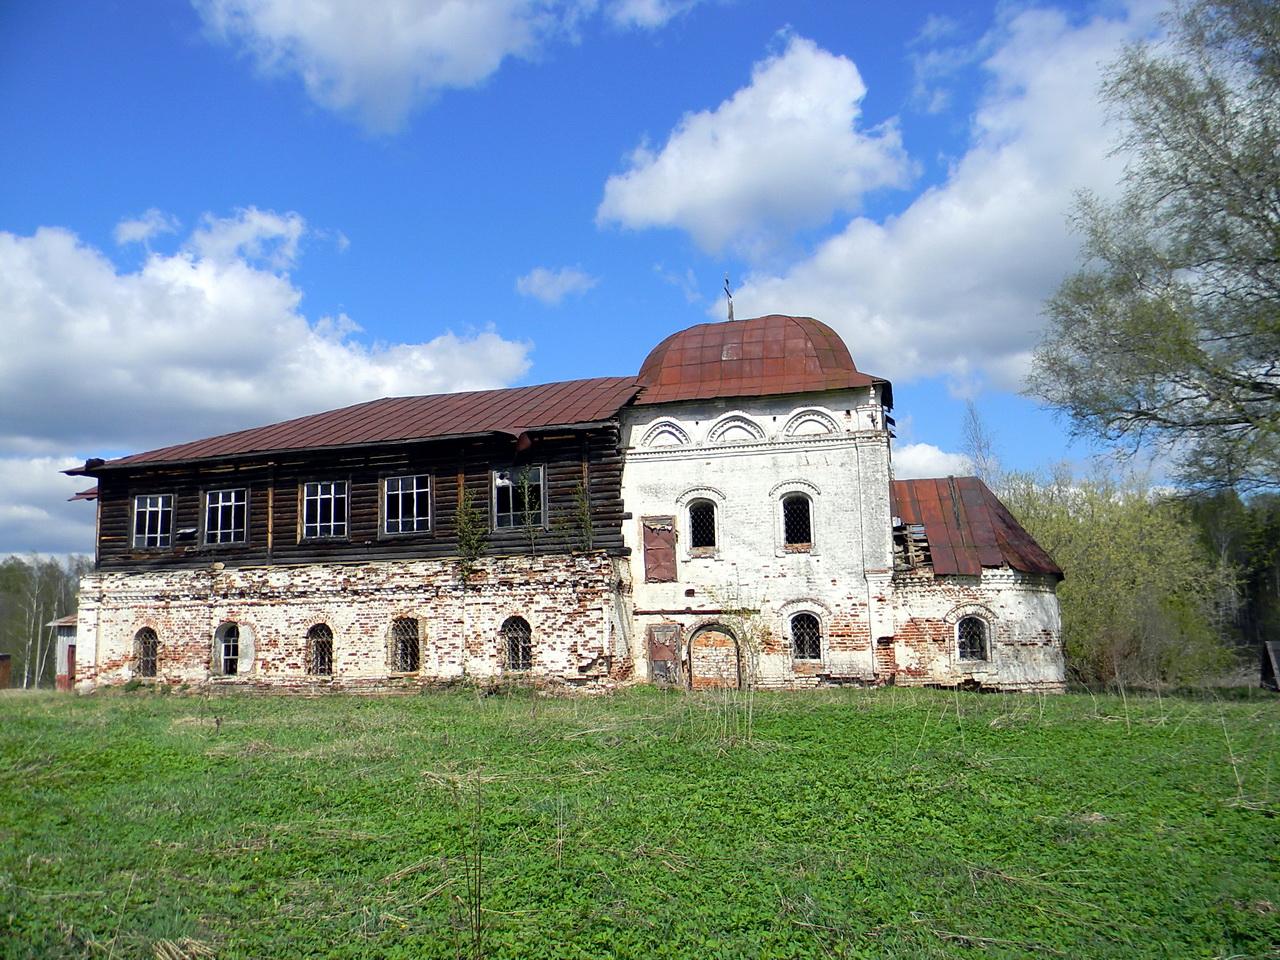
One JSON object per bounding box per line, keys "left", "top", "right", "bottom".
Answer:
{"left": 636, "top": 314, "right": 890, "bottom": 406}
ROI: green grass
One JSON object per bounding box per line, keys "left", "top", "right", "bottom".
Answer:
{"left": 2, "top": 685, "right": 1278, "bottom": 959}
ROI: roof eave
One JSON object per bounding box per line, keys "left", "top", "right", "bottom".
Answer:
{"left": 67, "top": 419, "right": 622, "bottom": 476}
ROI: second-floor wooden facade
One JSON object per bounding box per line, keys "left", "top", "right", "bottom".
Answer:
{"left": 74, "top": 376, "right": 644, "bottom": 571}
{"left": 91, "top": 426, "right": 626, "bottom": 570}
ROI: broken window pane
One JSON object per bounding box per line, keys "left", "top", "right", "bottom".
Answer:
{"left": 307, "top": 623, "right": 333, "bottom": 676}
{"left": 219, "top": 623, "right": 240, "bottom": 675}
{"left": 391, "top": 617, "right": 420, "bottom": 672}
{"left": 689, "top": 499, "right": 716, "bottom": 550}
{"left": 791, "top": 613, "right": 821, "bottom": 660}
{"left": 493, "top": 466, "right": 543, "bottom": 529}
{"left": 958, "top": 616, "right": 988, "bottom": 661}
{"left": 135, "top": 628, "right": 158, "bottom": 677}
{"left": 783, "top": 494, "right": 812, "bottom": 547}
{"left": 502, "top": 616, "right": 532, "bottom": 671}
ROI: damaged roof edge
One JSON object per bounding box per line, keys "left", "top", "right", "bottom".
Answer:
{"left": 65, "top": 419, "right": 624, "bottom": 477}
{"left": 891, "top": 475, "right": 1063, "bottom": 580}
{"left": 64, "top": 376, "right": 642, "bottom": 475}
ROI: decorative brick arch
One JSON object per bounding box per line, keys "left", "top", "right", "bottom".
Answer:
{"left": 782, "top": 408, "right": 839, "bottom": 438}
{"left": 639, "top": 420, "right": 692, "bottom": 448}
{"left": 707, "top": 413, "right": 766, "bottom": 445}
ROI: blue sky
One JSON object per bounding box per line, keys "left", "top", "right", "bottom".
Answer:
{"left": 0, "top": 0, "right": 1163, "bottom": 554}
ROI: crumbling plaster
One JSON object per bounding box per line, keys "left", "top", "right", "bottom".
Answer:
{"left": 75, "top": 553, "right": 629, "bottom": 691}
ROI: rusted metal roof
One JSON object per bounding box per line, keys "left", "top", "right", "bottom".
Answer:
{"left": 82, "top": 377, "right": 641, "bottom": 470}
{"left": 636, "top": 314, "right": 892, "bottom": 407}
{"left": 69, "top": 487, "right": 98, "bottom": 501}
{"left": 45, "top": 615, "right": 77, "bottom": 629}
{"left": 891, "top": 476, "right": 1062, "bottom": 579}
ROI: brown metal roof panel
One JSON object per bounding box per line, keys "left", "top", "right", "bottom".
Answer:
{"left": 99, "top": 377, "right": 638, "bottom": 469}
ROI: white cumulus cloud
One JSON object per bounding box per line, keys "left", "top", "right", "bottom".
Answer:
{"left": 893, "top": 443, "right": 972, "bottom": 480}
{"left": 597, "top": 34, "right": 912, "bottom": 257}
{"left": 515, "top": 265, "right": 599, "bottom": 305}
{"left": 607, "top": 0, "right": 701, "bottom": 29}
{"left": 187, "top": 207, "right": 308, "bottom": 268}
{"left": 731, "top": 6, "right": 1155, "bottom": 390}
{"left": 0, "top": 213, "right": 532, "bottom": 554}
{"left": 114, "top": 209, "right": 181, "bottom": 246}
{"left": 194, "top": 0, "right": 587, "bottom": 132}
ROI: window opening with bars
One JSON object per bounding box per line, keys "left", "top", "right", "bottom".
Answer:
{"left": 205, "top": 488, "right": 248, "bottom": 544}
{"left": 133, "top": 494, "right": 174, "bottom": 548}
{"left": 307, "top": 624, "right": 333, "bottom": 676}
{"left": 791, "top": 613, "right": 821, "bottom": 660}
{"left": 385, "top": 475, "right": 430, "bottom": 534}
{"left": 391, "top": 617, "right": 420, "bottom": 672}
{"left": 303, "top": 481, "right": 347, "bottom": 539}
{"left": 135, "top": 628, "right": 158, "bottom": 677}
{"left": 689, "top": 499, "right": 716, "bottom": 551}
{"left": 958, "top": 616, "right": 988, "bottom": 661}
{"left": 502, "top": 616, "right": 532, "bottom": 671}
{"left": 493, "top": 466, "right": 543, "bottom": 528}
{"left": 783, "top": 495, "right": 812, "bottom": 547}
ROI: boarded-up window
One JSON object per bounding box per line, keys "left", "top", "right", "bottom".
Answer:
{"left": 647, "top": 623, "right": 681, "bottom": 684}
{"left": 642, "top": 517, "right": 676, "bottom": 582}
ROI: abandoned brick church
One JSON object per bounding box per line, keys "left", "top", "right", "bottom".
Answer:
{"left": 66, "top": 314, "right": 1065, "bottom": 692}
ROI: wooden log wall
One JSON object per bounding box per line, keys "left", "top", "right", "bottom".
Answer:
{"left": 93, "top": 426, "right": 627, "bottom": 570}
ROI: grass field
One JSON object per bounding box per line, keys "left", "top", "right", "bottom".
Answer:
{"left": 2, "top": 684, "right": 1278, "bottom": 959}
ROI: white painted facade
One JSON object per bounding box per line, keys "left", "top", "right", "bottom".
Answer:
{"left": 619, "top": 385, "right": 1066, "bottom": 691}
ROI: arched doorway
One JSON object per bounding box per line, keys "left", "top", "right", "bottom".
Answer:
{"left": 687, "top": 624, "right": 741, "bottom": 690}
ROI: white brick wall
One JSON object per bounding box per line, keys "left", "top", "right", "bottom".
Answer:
{"left": 619, "top": 388, "right": 890, "bottom": 686}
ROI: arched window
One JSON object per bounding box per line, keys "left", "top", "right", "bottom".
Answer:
{"left": 958, "top": 616, "right": 989, "bottom": 661}
{"left": 501, "top": 616, "right": 532, "bottom": 672}
{"left": 135, "top": 628, "right": 158, "bottom": 678}
{"left": 390, "top": 617, "right": 420, "bottom": 673}
{"left": 783, "top": 494, "right": 812, "bottom": 548}
{"left": 307, "top": 624, "right": 333, "bottom": 676}
{"left": 216, "top": 622, "right": 240, "bottom": 675}
{"left": 688, "top": 499, "right": 716, "bottom": 551}
{"left": 790, "top": 613, "right": 821, "bottom": 660}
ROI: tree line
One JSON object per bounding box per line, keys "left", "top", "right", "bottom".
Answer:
{"left": 0, "top": 555, "right": 92, "bottom": 688}
{"left": 997, "top": 0, "right": 1279, "bottom": 687}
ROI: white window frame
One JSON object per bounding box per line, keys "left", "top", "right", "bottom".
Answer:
{"left": 383, "top": 474, "right": 431, "bottom": 535}
{"left": 204, "top": 488, "right": 248, "bottom": 545}
{"left": 302, "top": 480, "right": 348, "bottom": 540}
{"left": 132, "top": 494, "right": 174, "bottom": 548}
{"left": 492, "top": 465, "right": 545, "bottom": 530}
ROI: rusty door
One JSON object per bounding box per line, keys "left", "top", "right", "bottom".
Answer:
{"left": 687, "top": 625, "right": 741, "bottom": 690}
{"left": 67, "top": 644, "right": 76, "bottom": 689}
{"left": 647, "top": 623, "right": 682, "bottom": 684}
